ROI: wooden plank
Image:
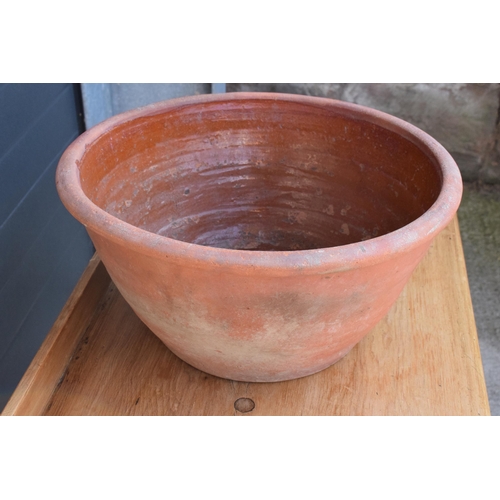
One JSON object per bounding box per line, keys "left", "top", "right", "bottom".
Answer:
{"left": 2, "top": 254, "right": 110, "bottom": 416}
{"left": 20, "top": 215, "right": 488, "bottom": 416}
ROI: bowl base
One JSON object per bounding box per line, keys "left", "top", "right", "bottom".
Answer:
{"left": 167, "top": 343, "right": 356, "bottom": 383}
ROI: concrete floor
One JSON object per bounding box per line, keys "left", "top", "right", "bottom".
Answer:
{"left": 458, "top": 182, "right": 500, "bottom": 416}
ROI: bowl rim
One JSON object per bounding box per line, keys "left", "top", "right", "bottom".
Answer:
{"left": 56, "top": 91, "right": 463, "bottom": 272}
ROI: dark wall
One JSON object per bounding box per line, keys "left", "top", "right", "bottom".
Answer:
{"left": 0, "top": 84, "right": 94, "bottom": 410}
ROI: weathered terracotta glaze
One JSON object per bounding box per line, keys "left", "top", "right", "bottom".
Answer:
{"left": 56, "top": 93, "right": 462, "bottom": 382}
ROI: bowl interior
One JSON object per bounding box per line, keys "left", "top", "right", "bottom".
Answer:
{"left": 78, "top": 98, "right": 442, "bottom": 251}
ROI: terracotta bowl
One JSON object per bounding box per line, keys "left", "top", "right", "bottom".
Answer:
{"left": 56, "top": 92, "right": 462, "bottom": 382}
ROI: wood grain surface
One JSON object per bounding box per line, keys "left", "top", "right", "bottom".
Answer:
{"left": 2, "top": 254, "right": 110, "bottom": 416}
{"left": 2, "top": 216, "right": 490, "bottom": 416}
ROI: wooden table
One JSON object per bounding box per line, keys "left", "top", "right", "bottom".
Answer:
{"left": 2, "top": 216, "right": 490, "bottom": 416}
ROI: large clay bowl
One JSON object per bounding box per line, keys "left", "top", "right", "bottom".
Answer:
{"left": 56, "top": 92, "right": 462, "bottom": 382}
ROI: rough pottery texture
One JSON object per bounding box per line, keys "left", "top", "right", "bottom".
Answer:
{"left": 56, "top": 93, "right": 463, "bottom": 382}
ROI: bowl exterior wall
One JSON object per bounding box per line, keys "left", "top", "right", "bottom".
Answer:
{"left": 89, "top": 228, "right": 431, "bottom": 382}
